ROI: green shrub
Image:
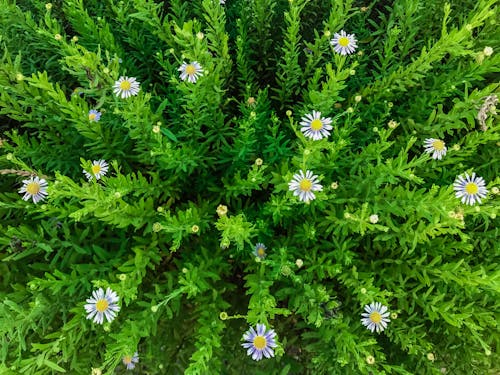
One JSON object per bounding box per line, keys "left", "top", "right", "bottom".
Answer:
{"left": 0, "top": 0, "right": 498, "bottom": 374}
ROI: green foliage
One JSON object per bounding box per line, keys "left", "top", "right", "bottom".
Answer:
{"left": 0, "top": 0, "right": 499, "bottom": 374}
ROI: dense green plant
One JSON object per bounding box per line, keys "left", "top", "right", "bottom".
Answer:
{"left": 0, "top": 0, "right": 499, "bottom": 374}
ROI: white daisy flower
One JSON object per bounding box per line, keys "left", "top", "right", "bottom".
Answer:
{"left": 113, "top": 76, "right": 140, "bottom": 98}
{"left": 453, "top": 172, "right": 488, "bottom": 206}
{"left": 178, "top": 61, "right": 203, "bottom": 83}
{"left": 288, "top": 170, "right": 323, "bottom": 203}
{"left": 18, "top": 176, "right": 48, "bottom": 203}
{"left": 83, "top": 160, "right": 109, "bottom": 181}
{"left": 330, "top": 30, "right": 358, "bottom": 55}
{"left": 299, "top": 111, "right": 333, "bottom": 140}
{"left": 122, "top": 352, "right": 139, "bottom": 370}
{"left": 424, "top": 138, "right": 447, "bottom": 160}
{"left": 361, "top": 302, "right": 390, "bottom": 333}
{"left": 84, "top": 287, "right": 120, "bottom": 324}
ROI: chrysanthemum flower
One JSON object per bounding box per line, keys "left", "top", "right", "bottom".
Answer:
{"left": 19, "top": 176, "right": 48, "bottom": 203}
{"left": 361, "top": 302, "right": 390, "bottom": 333}
{"left": 83, "top": 160, "right": 109, "bottom": 181}
{"left": 288, "top": 170, "right": 323, "bottom": 203}
{"left": 254, "top": 243, "right": 267, "bottom": 259}
{"left": 178, "top": 61, "right": 203, "bottom": 83}
{"left": 122, "top": 352, "right": 139, "bottom": 370}
{"left": 330, "top": 30, "right": 358, "bottom": 55}
{"left": 424, "top": 138, "right": 447, "bottom": 160}
{"left": 453, "top": 172, "right": 488, "bottom": 205}
{"left": 84, "top": 287, "right": 120, "bottom": 324}
{"left": 88, "top": 109, "right": 101, "bottom": 122}
{"left": 242, "top": 324, "right": 277, "bottom": 361}
{"left": 299, "top": 111, "right": 333, "bottom": 140}
{"left": 113, "top": 76, "right": 140, "bottom": 98}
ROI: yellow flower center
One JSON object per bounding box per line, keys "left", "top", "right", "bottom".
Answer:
{"left": 370, "top": 311, "right": 382, "bottom": 323}
{"left": 253, "top": 335, "right": 267, "bottom": 350}
{"left": 465, "top": 182, "right": 478, "bottom": 195}
{"left": 89, "top": 113, "right": 96, "bottom": 121}
{"left": 338, "top": 37, "right": 350, "bottom": 47}
{"left": 91, "top": 165, "right": 101, "bottom": 174}
{"left": 310, "top": 119, "right": 323, "bottom": 131}
{"left": 432, "top": 140, "right": 445, "bottom": 151}
{"left": 26, "top": 182, "right": 40, "bottom": 195}
{"left": 185, "top": 65, "right": 196, "bottom": 75}
{"left": 119, "top": 80, "right": 131, "bottom": 90}
{"left": 95, "top": 299, "right": 109, "bottom": 312}
{"left": 299, "top": 179, "right": 313, "bottom": 192}
{"left": 257, "top": 248, "right": 265, "bottom": 256}
{"left": 123, "top": 356, "right": 132, "bottom": 364}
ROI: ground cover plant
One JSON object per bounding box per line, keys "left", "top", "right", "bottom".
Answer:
{"left": 0, "top": 0, "right": 499, "bottom": 374}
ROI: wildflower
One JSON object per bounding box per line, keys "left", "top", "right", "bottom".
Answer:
{"left": 152, "top": 222, "right": 163, "bottom": 232}
{"left": 178, "top": 61, "right": 203, "bottom": 83}
{"left": 453, "top": 172, "right": 488, "bottom": 205}
{"left": 83, "top": 160, "right": 109, "bottom": 181}
{"left": 19, "top": 176, "right": 48, "bottom": 203}
{"left": 122, "top": 352, "right": 139, "bottom": 370}
{"left": 330, "top": 30, "right": 358, "bottom": 55}
{"left": 45, "top": 3, "right": 52, "bottom": 10}
{"left": 255, "top": 158, "right": 263, "bottom": 166}
{"left": 118, "top": 274, "right": 127, "bottom": 281}
{"left": 483, "top": 46, "right": 493, "bottom": 56}
{"left": 391, "top": 312, "right": 398, "bottom": 319}
{"left": 366, "top": 355, "right": 375, "bottom": 365}
{"left": 354, "top": 95, "right": 362, "bottom": 102}
{"left": 424, "top": 138, "right": 447, "bottom": 160}
{"left": 387, "top": 120, "right": 399, "bottom": 129}
{"left": 330, "top": 182, "right": 338, "bottom": 190}
{"left": 191, "top": 225, "right": 199, "bottom": 233}
{"left": 216, "top": 204, "right": 228, "bottom": 217}
{"left": 369, "top": 214, "right": 379, "bottom": 224}
{"left": 254, "top": 243, "right": 267, "bottom": 259}
{"left": 113, "top": 76, "right": 140, "bottom": 98}
{"left": 361, "top": 302, "right": 390, "bottom": 333}
{"left": 288, "top": 170, "right": 323, "bottom": 203}
{"left": 84, "top": 287, "right": 120, "bottom": 324}
{"left": 219, "top": 311, "right": 228, "bottom": 320}
{"left": 242, "top": 324, "right": 277, "bottom": 361}
{"left": 152, "top": 125, "right": 161, "bottom": 133}
{"left": 299, "top": 111, "right": 333, "bottom": 140}
{"left": 88, "top": 109, "right": 101, "bottom": 122}
{"left": 427, "top": 353, "right": 435, "bottom": 362}
{"left": 54, "top": 34, "right": 62, "bottom": 41}
{"left": 295, "top": 259, "right": 303, "bottom": 268}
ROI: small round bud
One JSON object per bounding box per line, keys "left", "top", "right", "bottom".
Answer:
{"left": 465, "top": 24, "right": 473, "bottom": 31}
{"left": 45, "top": 3, "right": 52, "bottom": 10}
{"left": 255, "top": 158, "right": 263, "bottom": 166}
{"left": 372, "top": 127, "right": 378, "bottom": 132}
{"left": 474, "top": 206, "right": 481, "bottom": 212}
{"left": 360, "top": 287, "right": 367, "bottom": 294}
{"left": 427, "top": 353, "right": 435, "bottom": 362}
{"left": 361, "top": 6, "right": 369, "bottom": 12}
{"left": 349, "top": 69, "right": 356, "bottom": 75}
{"left": 354, "top": 95, "right": 362, "bottom": 103}
{"left": 324, "top": 30, "right": 331, "bottom": 37}
{"left": 6, "top": 153, "right": 13, "bottom": 160}
{"left": 440, "top": 368, "right": 447, "bottom": 374}
{"left": 357, "top": 50, "right": 364, "bottom": 56}
{"left": 347, "top": 107, "right": 354, "bottom": 113}
{"left": 54, "top": 34, "right": 62, "bottom": 41}
{"left": 91, "top": 368, "right": 102, "bottom": 375}
{"left": 114, "top": 192, "right": 121, "bottom": 199}
{"left": 102, "top": 67, "right": 110, "bottom": 74}
{"left": 491, "top": 187, "right": 499, "bottom": 195}
{"left": 191, "top": 225, "right": 199, "bottom": 233}
{"left": 330, "top": 182, "right": 338, "bottom": 190}
{"left": 152, "top": 222, "right": 163, "bottom": 232}
{"left": 483, "top": 46, "right": 493, "bottom": 56}
{"left": 452, "top": 144, "right": 460, "bottom": 151}
{"left": 369, "top": 214, "right": 379, "bottom": 224}
{"left": 295, "top": 259, "right": 303, "bottom": 268}
{"left": 16, "top": 73, "right": 24, "bottom": 81}
{"left": 388, "top": 120, "right": 399, "bottom": 129}
{"left": 344, "top": 212, "right": 352, "bottom": 219}
{"left": 334, "top": 103, "right": 342, "bottom": 109}
{"left": 281, "top": 265, "right": 292, "bottom": 277}
{"left": 250, "top": 111, "right": 256, "bottom": 118}
{"left": 303, "top": 149, "right": 311, "bottom": 155}
{"left": 219, "top": 311, "right": 228, "bottom": 320}
{"left": 196, "top": 32, "right": 204, "bottom": 40}
{"left": 118, "top": 273, "right": 127, "bottom": 281}
{"left": 182, "top": 267, "right": 188, "bottom": 274}
{"left": 391, "top": 312, "right": 398, "bottom": 319}
{"left": 157, "top": 206, "right": 164, "bottom": 212}
{"left": 71, "top": 36, "right": 78, "bottom": 43}
{"left": 152, "top": 125, "right": 161, "bottom": 133}
{"left": 485, "top": 348, "right": 491, "bottom": 356}
{"left": 216, "top": 204, "right": 228, "bottom": 217}
{"left": 366, "top": 355, "right": 375, "bottom": 365}
{"left": 151, "top": 305, "right": 159, "bottom": 313}
{"left": 103, "top": 324, "right": 110, "bottom": 332}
